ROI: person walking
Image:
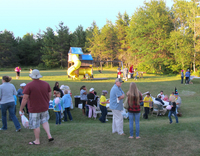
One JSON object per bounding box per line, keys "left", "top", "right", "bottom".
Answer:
{"left": 15, "top": 66, "right": 21, "bottom": 79}
{"left": 20, "top": 69, "right": 54, "bottom": 145}
{"left": 17, "top": 83, "right": 28, "bottom": 115}
{"left": 0, "top": 76, "right": 21, "bottom": 131}
{"left": 109, "top": 78, "right": 125, "bottom": 135}
{"left": 127, "top": 82, "right": 143, "bottom": 139}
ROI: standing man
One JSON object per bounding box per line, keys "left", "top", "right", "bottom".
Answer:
{"left": 20, "top": 69, "right": 54, "bottom": 145}
{"left": 110, "top": 78, "right": 125, "bottom": 135}
{"left": 174, "top": 88, "right": 181, "bottom": 114}
{"left": 185, "top": 69, "right": 190, "bottom": 84}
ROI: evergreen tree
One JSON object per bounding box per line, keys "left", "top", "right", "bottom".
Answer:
{"left": 128, "top": 0, "right": 173, "bottom": 73}
{"left": 0, "top": 30, "right": 19, "bottom": 67}
{"left": 56, "top": 22, "right": 70, "bottom": 68}
{"left": 40, "top": 27, "right": 59, "bottom": 68}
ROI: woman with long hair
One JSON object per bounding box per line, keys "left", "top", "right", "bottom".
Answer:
{"left": 127, "top": 82, "right": 143, "bottom": 139}
{"left": 53, "top": 82, "right": 63, "bottom": 97}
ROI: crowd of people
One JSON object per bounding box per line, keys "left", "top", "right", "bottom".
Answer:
{"left": 117, "top": 66, "right": 139, "bottom": 81}
{"left": 0, "top": 68, "right": 184, "bottom": 144}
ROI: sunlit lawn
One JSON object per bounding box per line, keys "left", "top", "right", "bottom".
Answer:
{"left": 0, "top": 69, "right": 200, "bottom": 156}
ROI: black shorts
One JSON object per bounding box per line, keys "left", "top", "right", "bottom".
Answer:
{"left": 17, "top": 72, "right": 20, "bottom": 76}
{"left": 81, "top": 100, "right": 87, "bottom": 109}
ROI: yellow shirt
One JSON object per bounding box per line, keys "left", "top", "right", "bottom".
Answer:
{"left": 143, "top": 96, "right": 152, "bottom": 107}
{"left": 100, "top": 95, "right": 107, "bottom": 106}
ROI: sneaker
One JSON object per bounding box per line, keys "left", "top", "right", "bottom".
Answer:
{"left": 0, "top": 128, "right": 6, "bottom": 130}
{"left": 106, "top": 119, "right": 108, "bottom": 121}
{"left": 16, "top": 128, "right": 21, "bottom": 132}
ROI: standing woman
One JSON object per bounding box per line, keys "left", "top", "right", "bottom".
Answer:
{"left": 0, "top": 76, "right": 21, "bottom": 131}
{"left": 53, "top": 82, "right": 64, "bottom": 97}
{"left": 127, "top": 82, "right": 143, "bottom": 139}
{"left": 80, "top": 86, "right": 87, "bottom": 116}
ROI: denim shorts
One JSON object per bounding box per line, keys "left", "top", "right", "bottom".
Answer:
{"left": 29, "top": 110, "right": 49, "bottom": 129}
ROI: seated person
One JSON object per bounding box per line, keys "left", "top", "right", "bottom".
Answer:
{"left": 154, "top": 95, "right": 167, "bottom": 116}
{"left": 157, "top": 90, "right": 164, "bottom": 100}
{"left": 155, "top": 95, "right": 165, "bottom": 105}
{"left": 170, "top": 92, "right": 175, "bottom": 97}
{"left": 163, "top": 95, "right": 169, "bottom": 102}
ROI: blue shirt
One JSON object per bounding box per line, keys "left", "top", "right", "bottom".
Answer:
{"left": 185, "top": 71, "right": 190, "bottom": 78}
{"left": 62, "top": 94, "right": 72, "bottom": 108}
{"left": 52, "top": 97, "right": 64, "bottom": 112}
{"left": 13, "top": 95, "right": 17, "bottom": 105}
{"left": 109, "top": 84, "right": 124, "bottom": 110}
{"left": 17, "top": 88, "right": 24, "bottom": 99}
{"left": 80, "top": 89, "right": 87, "bottom": 100}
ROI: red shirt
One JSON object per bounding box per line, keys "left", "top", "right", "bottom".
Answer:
{"left": 128, "top": 93, "right": 143, "bottom": 113}
{"left": 23, "top": 79, "right": 51, "bottom": 113}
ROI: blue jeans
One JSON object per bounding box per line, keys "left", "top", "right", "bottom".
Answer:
{"left": 19, "top": 98, "right": 29, "bottom": 114}
{"left": 128, "top": 112, "right": 140, "bottom": 137}
{"left": 1, "top": 102, "right": 21, "bottom": 130}
{"left": 64, "top": 107, "right": 73, "bottom": 121}
{"left": 99, "top": 105, "right": 107, "bottom": 123}
{"left": 168, "top": 110, "right": 178, "bottom": 123}
{"left": 55, "top": 112, "right": 61, "bottom": 124}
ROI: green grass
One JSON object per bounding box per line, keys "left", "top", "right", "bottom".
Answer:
{"left": 0, "top": 69, "right": 200, "bottom": 156}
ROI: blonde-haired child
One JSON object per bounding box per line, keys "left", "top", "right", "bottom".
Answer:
{"left": 52, "top": 91, "right": 63, "bottom": 125}
{"left": 62, "top": 89, "right": 73, "bottom": 121}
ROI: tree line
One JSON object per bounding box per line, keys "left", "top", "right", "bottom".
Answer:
{"left": 0, "top": 0, "right": 200, "bottom": 74}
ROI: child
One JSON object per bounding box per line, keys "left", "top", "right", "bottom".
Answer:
{"left": 134, "top": 68, "right": 138, "bottom": 80}
{"left": 99, "top": 90, "right": 109, "bottom": 123}
{"left": 163, "top": 95, "right": 169, "bottom": 102}
{"left": 170, "top": 92, "right": 175, "bottom": 98}
{"left": 143, "top": 93, "right": 153, "bottom": 119}
{"left": 52, "top": 91, "right": 63, "bottom": 125}
{"left": 62, "top": 89, "right": 73, "bottom": 121}
{"left": 168, "top": 96, "right": 178, "bottom": 124}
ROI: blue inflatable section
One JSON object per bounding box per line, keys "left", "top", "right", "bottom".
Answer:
{"left": 81, "top": 54, "right": 93, "bottom": 60}
{"left": 70, "top": 47, "right": 84, "bottom": 54}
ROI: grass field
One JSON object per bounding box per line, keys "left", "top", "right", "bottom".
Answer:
{"left": 0, "top": 69, "right": 200, "bottom": 156}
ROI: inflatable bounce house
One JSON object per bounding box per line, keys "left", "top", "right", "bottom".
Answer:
{"left": 67, "top": 47, "right": 93, "bottom": 79}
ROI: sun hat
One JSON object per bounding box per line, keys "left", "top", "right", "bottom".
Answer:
{"left": 29, "top": 69, "right": 42, "bottom": 79}
{"left": 102, "top": 90, "right": 108, "bottom": 94}
{"left": 115, "top": 78, "right": 124, "bottom": 83}
{"left": 89, "top": 88, "right": 94, "bottom": 92}
{"left": 20, "top": 83, "right": 26, "bottom": 87}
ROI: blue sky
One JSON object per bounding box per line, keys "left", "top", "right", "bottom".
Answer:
{"left": 0, "top": 0, "right": 174, "bottom": 38}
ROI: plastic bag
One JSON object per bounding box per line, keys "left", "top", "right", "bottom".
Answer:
{"left": 166, "top": 105, "right": 172, "bottom": 110}
{"left": 19, "top": 111, "right": 29, "bottom": 128}
{"left": 121, "top": 108, "right": 128, "bottom": 119}
{"left": 70, "top": 100, "right": 74, "bottom": 109}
